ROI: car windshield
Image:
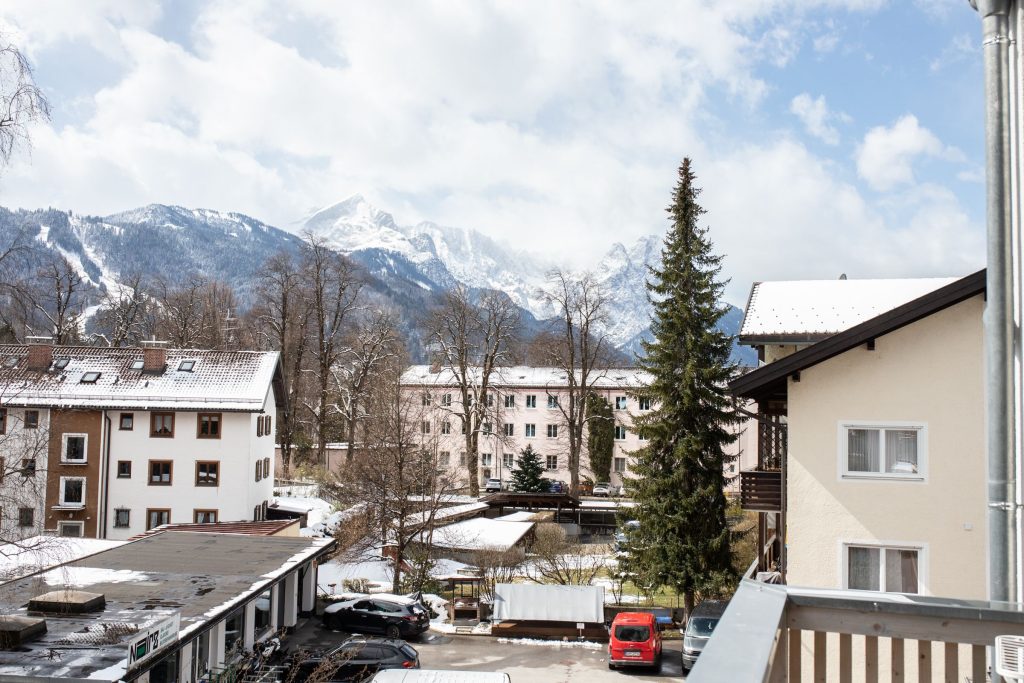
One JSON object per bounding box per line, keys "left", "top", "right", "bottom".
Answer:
{"left": 687, "top": 617, "right": 719, "bottom": 637}
{"left": 615, "top": 625, "right": 650, "bottom": 642}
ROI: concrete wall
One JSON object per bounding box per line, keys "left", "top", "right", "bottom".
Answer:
{"left": 785, "top": 295, "right": 985, "bottom": 599}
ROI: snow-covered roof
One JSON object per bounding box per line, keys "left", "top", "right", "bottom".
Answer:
{"left": 0, "top": 536, "right": 125, "bottom": 583}
{"left": 421, "top": 517, "right": 534, "bottom": 551}
{"left": 739, "top": 277, "right": 959, "bottom": 343}
{"left": 401, "top": 365, "right": 652, "bottom": 389}
{"left": 494, "top": 511, "right": 539, "bottom": 522}
{"left": 0, "top": 531, "right": 333, "bottom": 681}
{"left": 0, "top": 345, "right": 280, "bottom": 411}
{"left": 407, "top": 502, "right": 489, "bottom": 527}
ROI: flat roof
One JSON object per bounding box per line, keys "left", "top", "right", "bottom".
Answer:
{"left": 0, "top": 531, "right": 334, "bottom": 681}
{"left": 0, "top": 536, "right": 126, "bottom": 583}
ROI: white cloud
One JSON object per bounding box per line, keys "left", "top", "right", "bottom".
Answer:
{"left": 790, "top": 93, "right": 847, "bottom": 145}
{"left": 855, "top": 115, "right": 960, "bottom": 191}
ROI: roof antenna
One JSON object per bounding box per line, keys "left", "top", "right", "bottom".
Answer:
{"left": 839, "top": 273, "right": 847, "bottom": 280}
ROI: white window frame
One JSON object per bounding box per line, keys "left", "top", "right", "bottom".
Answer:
{"left": 480, "top": 453, "right": 493, "bottom": 467}
{"left": 503, "top": 424, "right": 514, "bottom": 437}
{"left": 439, "top": 451, "right": 450, "bottom": 466}
{"left": 838, "top": 421, "right": 928, "bottom": 482}
{"left": 441, "top": 394, "right": 452, "bottom": 407}
{"left": 547, "top": 424, "right": 558, "bottom": 438}
{"left": 113, "top": 508, "right": 131, "bottom": 528}
{"left": 615, "top": 396, "right": 627, "bottom": 410}
{"left": 502, "top": 453, "right": 514, "bottom": 469}
{"left": 504, "top": 395, "right": 515, "bottom": 408}
{"left": 525, "top": 395, "right": 537, "bottom": 409}
{"left": 839, "top": 540, "right": 927, "bottom": 595}
{"left": 525, "top": 424, "right": 536, "bottom": 438}
{"left": 545, "top": 455, "right": 558, "bottom": 471}
{"left": 547, "top": 395, "right": 559, "bottom": 409}
{"left": 614, "top": 457, "right": 627, "bottom": 473}
{"left": 614, "top": 425, "right": 627, "bottom": 440}
{"left": 58, "top": 476, "right": 86, "bottom": 508}
{"left": 61, "top": 433, "right": 88, "bottom": 464}
{"left": 441, "top": 421, "right": 451, "bottom": 435}
{"left": 58, "top": 521, "right": 84, "bottom": 537}
{"left": 638, "top": 397, "right": 652, "bottom": 411}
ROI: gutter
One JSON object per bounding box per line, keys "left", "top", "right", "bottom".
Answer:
{"left": 101, "top": 411, "right": 111, "bottom": 539}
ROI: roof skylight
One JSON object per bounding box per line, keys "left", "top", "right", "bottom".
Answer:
{"left": 3, "top": 357, "right": 18, "bottom": 368}
{"left": 178, "top": 360, "right": 196, "bottom": 372}
{"left": 130, "top": 359, "right": 144, "bottom": 371}
{"left": 80, "top": 372, "right": 101, "bottom": 384}
{"left": 53, "top": 358, "right": 69, "bottom": 370}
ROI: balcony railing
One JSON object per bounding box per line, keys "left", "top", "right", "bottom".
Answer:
{"left": 688, "top": 579, "right": 1024, "bottom": 682}
{"left": 740, "top": 469, "right": 783, "bottom": 512}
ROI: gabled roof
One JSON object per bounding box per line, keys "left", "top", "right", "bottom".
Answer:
{"left": 730, "top": 270, "right": 985, "bottom": 401}
{"left": 0, "top": 345, "right": 282, "bottom": 411}
{"left": 739, "top": 276, "right": 959, "bottom": 344}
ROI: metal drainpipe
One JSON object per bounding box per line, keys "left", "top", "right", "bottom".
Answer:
{"left": 972, "top": 0, "right": 1018, "bottom": 615}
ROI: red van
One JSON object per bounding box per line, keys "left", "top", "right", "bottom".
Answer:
{"left": 607, "top": 611, "right": 662, "bottom": 670}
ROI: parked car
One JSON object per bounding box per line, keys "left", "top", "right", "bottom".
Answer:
{"left": 681, "top": 599, "right": 728, "bottom": 673}
{"left": 372, "top": 671, "right": 511, "bottom": 682}
{"left": 607, "top": 611, "right": 662, "bottom": 670}
{"left": 548, "top": 480, "right": 567, "bottom": 493}
{"left": 613, "top": 520, "right": 640, "bottom": 552}
{"left": 592, "top": 482, "right": 612, "bottom": 497}
{"left": 484, "top": 478, "right": 503, "bottom": 493}
{"left": 323, "top": 595, "right": 430, "bottom": 638}
{"left": 287, "top": 637, "right": 419, "bottom": 682}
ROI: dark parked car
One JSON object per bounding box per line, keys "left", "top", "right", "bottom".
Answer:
{"left": 287, "top": 637, "right": 419, "bottom": 682}
{"left": 323, "top": 595, "right": 430, "bottom": 638}
{"left": 548, "top": 480, "right": 567, "bottom": 493}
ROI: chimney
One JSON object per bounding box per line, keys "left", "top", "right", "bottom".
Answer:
{"left": 429, "top": 360, "right": 441, "bottom": 374}
{"left": 141, "top": 340, "right": 168, "bottom": 374}
{"left": 25, "top": 337, "right": 53, "bottom": 371}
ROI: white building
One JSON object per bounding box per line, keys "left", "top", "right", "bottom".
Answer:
{"left": 0, "top": 341, "right": 280, "bottom": 540}
{"left": 402, "top": 364, "right": 753, "bottom": 492}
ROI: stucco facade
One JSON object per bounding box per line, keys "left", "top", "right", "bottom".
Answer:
{"left": 784, "top": 295, "right": 985, "bottom": 598}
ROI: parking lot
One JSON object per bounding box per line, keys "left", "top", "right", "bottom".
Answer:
{"left": 285, "top": 618, "right": 685, "bottom": 681}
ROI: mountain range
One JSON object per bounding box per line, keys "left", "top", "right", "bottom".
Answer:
{"left": 0, "top": 196, "right": 755, "bottom": 364}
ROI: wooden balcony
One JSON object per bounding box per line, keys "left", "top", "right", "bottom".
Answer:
{"left": 688, "top": 580, "right": 1023, "bottom": 682}
{"left": 740, "top": 469, "right": 783, "bottom": 512}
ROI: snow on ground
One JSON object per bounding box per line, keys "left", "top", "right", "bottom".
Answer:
{"left": 318, "top": 557, "right": 394, "bottom": 594}
{"left": 496, "top": 637, "right": 603, "bottom": 649}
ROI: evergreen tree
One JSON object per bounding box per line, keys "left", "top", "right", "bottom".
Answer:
{"left": 586, "top": 393, "right": 614, "bottom": 482}
{"left": 511, "top": 445, "right": 547, "bottom": 492}
{"left": 628, "top": 157, "right": 737, "bottom": 616}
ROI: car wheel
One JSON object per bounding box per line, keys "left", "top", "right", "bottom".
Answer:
{"left": 607, "top": 662, "right": 615, "bottom": 670}
{"left": 385, "top": 624, "right": 401, "bottom": 639}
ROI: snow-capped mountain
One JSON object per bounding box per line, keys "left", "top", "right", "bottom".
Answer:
{"left": 297, "top": 194, "right": 552, "bottom": 316}
{"left": 1, "top": 196, "right": 751, "bottom": 364}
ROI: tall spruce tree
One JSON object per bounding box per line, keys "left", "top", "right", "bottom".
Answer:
{"left": 586, "top": 393, "right": 614, "bottom": 482}
{"left": 511, "top": 445, "right": 547, "bottom": 492}
{"left": 628, "top": 157, "right": 737, "bottom": 616}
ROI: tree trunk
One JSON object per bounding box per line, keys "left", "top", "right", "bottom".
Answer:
{"left": 684, "top": 589, "right": 695, "bottom": 621}
{"left": 346, "top": 398, "right": 357, "bottom": 463}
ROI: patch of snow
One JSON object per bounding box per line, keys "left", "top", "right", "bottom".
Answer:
{"left": 43, "top": 566, "right": 150, "bottom": 587}
{"left": 86, "top": 659, "right": 128, "bottom": 680}
{"left": 420, "top": 518, "right": 534, "bottom": 551}
{"left": 496, "top": 637, "right": 603, "bottom": 650}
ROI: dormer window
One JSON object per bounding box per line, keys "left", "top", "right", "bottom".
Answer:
{"left": 80, "top": 372, "right": 101, "bottom": 384}
{"left": 130, "top": 359, "right": 144, "bottom": 371}
{"left": 52, "top": 358, "right": 69, "bottom": 370}
{"left": 178, "top": 360, "right": 196, "bottom": 372}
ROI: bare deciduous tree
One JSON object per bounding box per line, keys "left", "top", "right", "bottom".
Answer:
{"left": 304, "top": 235, "right": 363, "bottom": 466}
{"left": 32, "top": 255, "right": 84, "bottom": 344}
{"left": 426, "top": 287, "right": 519, "bottom": 495}
{"left": 154, "top": 276, "right": 206, "bottom": 348}
{"left": 525, "top": 523, "right": 606, "bottom": 586}
{"left": 536, "top": 270, "right": 613, "bottom": 496}
{"left": 334, "top": 353, "right": 461, "bottom": 594}
{"left": 331, "top": 308, "right": 400, "bottom": 464}
{"left": 252, "top": 250, "right": 312, "bottom": 476}
{"left": 0, "top": 37, "right": 51, "bottom": 166}
{"left": 471, "top": 545, "right": 526, "bottom": 601}
{"left": 92, "top": 273, "right": 150, "bottom": 347}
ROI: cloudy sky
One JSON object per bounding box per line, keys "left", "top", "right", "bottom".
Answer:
{"left": 0, "top": 1, "right": 986, "bottom": 305}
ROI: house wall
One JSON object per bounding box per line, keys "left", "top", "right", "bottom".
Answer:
{"left": 785, "top": 295, "right": 985, "bottom": 599}
{"left": 0, "top": 407, "right": 49, "bottom": 538}
{"left": 45, "top": 409, "right": 103, "bottom": 537}
{"left": 104, "top": 399, "right": 275, "bottom": 540}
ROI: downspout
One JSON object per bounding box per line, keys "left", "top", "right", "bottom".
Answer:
{"left": 973, "top": 0, "right": 1018, "bottom": 605}
{"left": 101, "top": 411, "right": 112, "bottom": 539}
